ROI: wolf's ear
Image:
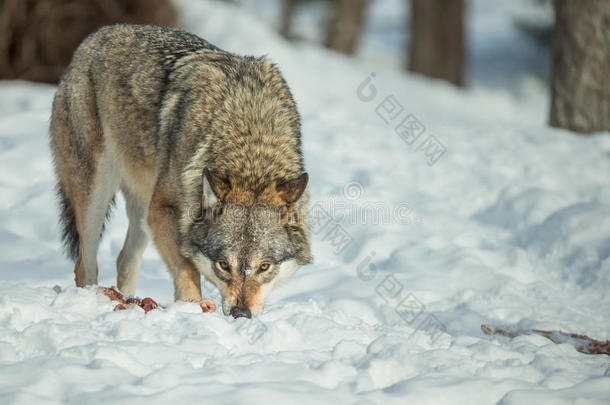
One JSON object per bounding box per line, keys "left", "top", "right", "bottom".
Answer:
{"left": 275, "top": 173, "right": 308, "bottom": 206}
{"left": 202, "top": 169, "right": 231, "bottom": 208}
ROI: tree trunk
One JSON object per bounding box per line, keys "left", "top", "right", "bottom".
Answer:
{"left": 0, "top": 0, "right": 175, "bottom": 83}
{"left": 325, "top": 0, "right": 368, "bottom": 55}
{"left": 279, "top": 0, "right": 298, "bottom": 40}
{"left": 550, "top": 0, "right": 610, "bottom": 134}
{"left": 409, "top": 0, "right": 464, "bottom": 87}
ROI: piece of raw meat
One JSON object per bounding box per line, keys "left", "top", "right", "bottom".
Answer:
{"left": 98, "top": 286, "right": 216, "bottom": 313}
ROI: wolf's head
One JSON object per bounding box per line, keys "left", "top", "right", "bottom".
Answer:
{"left": 182, "top": 169, "right": 311, "bottom": 318}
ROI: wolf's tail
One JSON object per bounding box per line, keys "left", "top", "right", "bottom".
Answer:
{"left": 56, "top": 182, "right": 79, "bottom": 261}
{"left": 56, "top": 181, "right": 115, "bottom": 261}
{"left": 56, "top": 181, "right": 116, "bottom": 261}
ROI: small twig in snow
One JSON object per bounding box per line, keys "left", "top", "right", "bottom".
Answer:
{"left": 481, "top": 324, "right": 610, "bottom": 355}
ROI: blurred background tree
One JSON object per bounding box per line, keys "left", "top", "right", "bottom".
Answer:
{"left": 0, "top": 0, "right": 175, "bottom": 83}
{"left": 549, "top": 0, "right": 610, "bottom": 134}
{"left": 280, "top": 0, "right": 369, "bottom": 55}
{"left": 408, "top": 0, "right": 464, "bottom": 87}
{"left": 324, "top": 0, "right": 369, "bottom": 55}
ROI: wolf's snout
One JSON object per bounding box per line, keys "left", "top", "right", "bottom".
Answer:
{"left": 230, "top": 306, "right": 252, "bottom": 319}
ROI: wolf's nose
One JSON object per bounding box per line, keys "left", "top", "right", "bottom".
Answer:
{"left": 230, "top": 306, "right": 252, "bottom": 319}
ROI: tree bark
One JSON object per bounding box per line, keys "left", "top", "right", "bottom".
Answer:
{"left": 0, "top": 0, "right": 176, "bottom": 83}
{"left": 409, "top": 0, "right": 465, "bottom": 87}
{"left": 325, "top": 0, "right": 368, "bottom": 55}
{"left": 550, "top": 0, "right": 610, "bottom": 134}
{"left": 279, "top": 0, "right": 298, "bottom": 40}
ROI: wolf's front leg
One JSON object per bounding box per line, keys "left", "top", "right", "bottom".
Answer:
{"left": 147, "top": 193, "right": 202, "bottom": 301}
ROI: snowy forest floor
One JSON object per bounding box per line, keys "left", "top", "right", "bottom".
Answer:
{"left": 0, "top": 0, "right": 609, "bottom": 404}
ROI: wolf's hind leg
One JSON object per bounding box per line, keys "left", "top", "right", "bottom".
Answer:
{"left": 51, "top": 84, "right": 118, "bottom": 287}
{"left": 116, "top": 186, "right": 150, "bottom": 296}
{"left": 74, "top": 150, "right": 120, "bottom": 286}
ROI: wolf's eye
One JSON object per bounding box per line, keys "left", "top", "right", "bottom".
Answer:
{"left": 258, "top": 262, "right": 271, "bottom": 272}
{"left": 217, "top": 261, "right": 230, "bottom": 271}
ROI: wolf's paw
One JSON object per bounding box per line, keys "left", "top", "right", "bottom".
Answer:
{"left": 182, "top": 298, "right": 217, "bottom": 313}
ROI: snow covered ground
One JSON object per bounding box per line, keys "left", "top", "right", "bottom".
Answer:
{"left": 1, "top": 0, "right": 609, "bottom": 403}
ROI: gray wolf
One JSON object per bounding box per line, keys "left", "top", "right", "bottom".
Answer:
{"left": 50, "top": 24, "right": 312, "bottom": 318}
